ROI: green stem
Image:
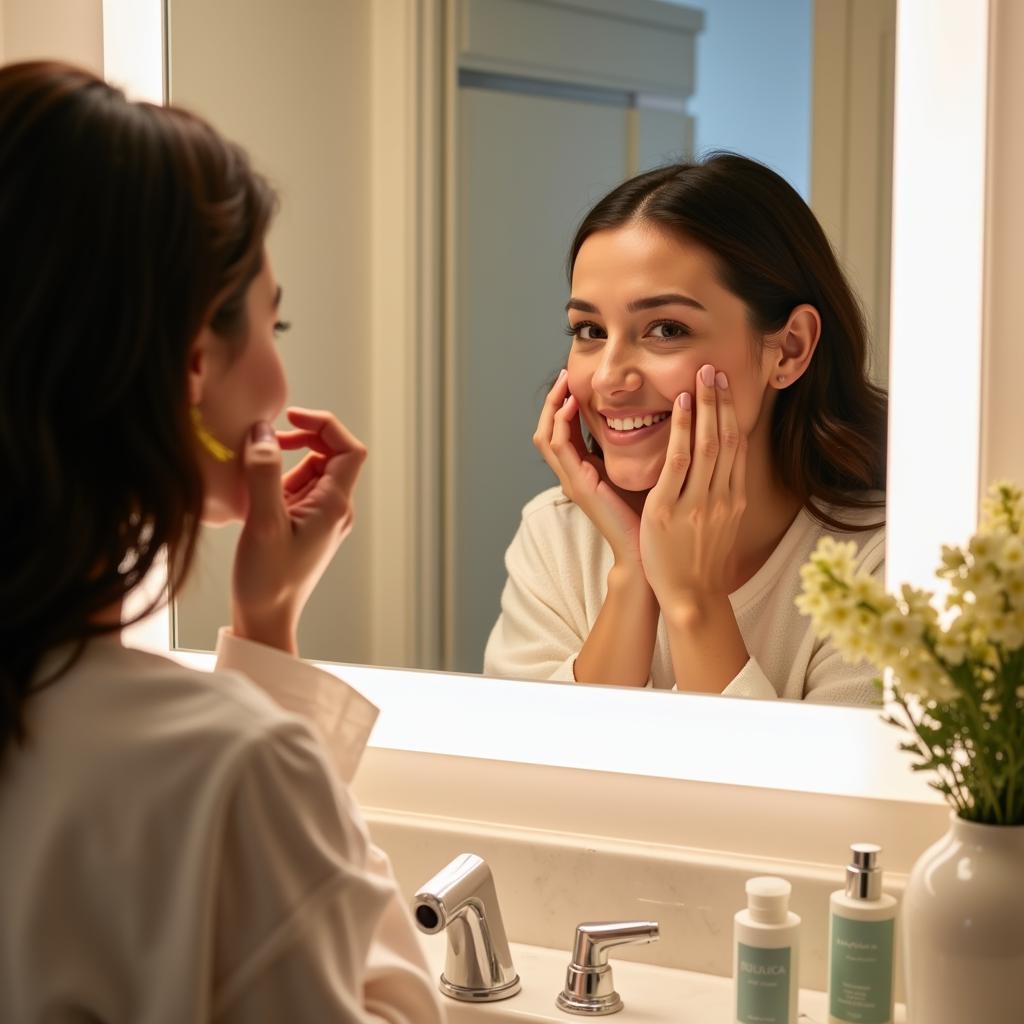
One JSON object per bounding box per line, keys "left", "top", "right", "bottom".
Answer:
{"left": 893, "top": 689, "right": 969, "bottom": 813}
{"left": 960, "top": 687, "right": 1005, "bottom": 824}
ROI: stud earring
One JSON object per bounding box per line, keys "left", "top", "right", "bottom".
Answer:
{"left": 190, "top": 406, "right": 235, "bottom": 462}
{"left": 776, "top": 375, "right": 787, "bottom": 385}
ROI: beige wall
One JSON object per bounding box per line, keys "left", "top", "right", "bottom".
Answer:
{"left": 1, "top": 0, "right": 103, "bottom": 71}
{"left": 982, "top": 0, "right": 1024, "bottom": 490}
{"left": 169, "top": 0, "right": 375, "bottom": 662}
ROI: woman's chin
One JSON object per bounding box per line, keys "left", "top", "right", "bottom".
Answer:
{"left": 603, "top": 456, "right": 662, "bottom": 493}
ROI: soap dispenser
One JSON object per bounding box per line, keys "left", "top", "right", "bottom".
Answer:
{"left": 827, "top": 843, "right": 897, "bottom": 1024}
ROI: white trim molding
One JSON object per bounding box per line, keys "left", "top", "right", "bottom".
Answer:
{"left": 369, "top": 0, "right": 445, "bottom": 669}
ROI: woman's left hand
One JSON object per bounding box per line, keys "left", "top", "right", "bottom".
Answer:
{"left": 639, "top": 363, "right": 748, "bottom": 615}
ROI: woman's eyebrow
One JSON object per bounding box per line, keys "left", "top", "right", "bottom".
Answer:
{"left": 626, "top": 293, "right": 706, "bottom": 313}
{"left": 273, "top": 285, "right": 283, "bottom": 309}
{"left": 565, "top": 293, "right": 707, "bottom": 315}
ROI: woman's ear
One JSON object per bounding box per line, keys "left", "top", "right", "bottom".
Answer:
{"left": 187, "top": 324, "right": 216, "bottom": 406}
{"left": 766, "top": 304, "right": 821, "bottom": 389}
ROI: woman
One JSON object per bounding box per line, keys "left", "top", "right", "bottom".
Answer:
{"left": 484, "top": 154, "right": 887, "bottom": 704}
{"left": 0, "top": 62, "right": 443, "bottom": 1022}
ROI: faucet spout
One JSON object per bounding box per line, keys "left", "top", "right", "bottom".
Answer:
{"left": 413, "top": 853, "right": 521, "bottom": 1003}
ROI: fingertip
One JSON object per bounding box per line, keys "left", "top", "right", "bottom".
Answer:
{"left": 677, "top": 391, "right": 692, "bottom": 413}
{"left": 555, "top": 393, "right": 577, "bottom": 418}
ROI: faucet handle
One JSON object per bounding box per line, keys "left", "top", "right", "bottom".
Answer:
{"left": 557, "top": 920, "right": 660, "bottom": 1016}
{"left": 571, "top": 920, "right": 660, "bottom": 967}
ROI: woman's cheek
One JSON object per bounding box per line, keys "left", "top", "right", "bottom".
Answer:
{"left": 566, "top": 361, "right": 592, "bottom": 412}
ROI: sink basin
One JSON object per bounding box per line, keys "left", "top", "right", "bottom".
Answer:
{"left": 419, "top": 933, "right": 905, "bottom": 1023}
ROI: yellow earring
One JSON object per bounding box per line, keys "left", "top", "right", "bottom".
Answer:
{"left": 190, "top": 406, "right": 235, "bottom": 462}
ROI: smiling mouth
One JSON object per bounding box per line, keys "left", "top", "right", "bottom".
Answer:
{"left": 602, "top": 412, "right": 670, "bottom": 434}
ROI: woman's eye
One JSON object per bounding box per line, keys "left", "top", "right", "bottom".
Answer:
{"left": 273, "top": 320, "right": 292, "bottom": 338}
{"left": 564, "top": 321, "right": 606, "bottom": 341}
{"left": 648, "top": 320, "right": 690, "bottom": 340}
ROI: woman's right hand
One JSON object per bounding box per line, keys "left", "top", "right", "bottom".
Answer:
{"left": 533, "top": 370, "right": 643, "bottom": 568}
{"left": 231, "top": 407, "right": 367, "bottom": 654}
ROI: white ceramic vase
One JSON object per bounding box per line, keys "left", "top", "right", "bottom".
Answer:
{"left": 903, "top": 812, "right": 1024, "bottom": 1024}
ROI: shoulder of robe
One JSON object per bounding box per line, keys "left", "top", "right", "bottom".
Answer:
{"left": 519, "top": 484, "right": 574, "bottom": 522}
{"left": 71, "top": 642, "right": 309, "bottom": 754}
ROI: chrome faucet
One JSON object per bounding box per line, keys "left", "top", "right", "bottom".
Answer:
{"left": 412, "top": 853, "right": 521, "bottom": 1002}
{"left": 556, "top": 920, "right": 660, "bottom": 1015}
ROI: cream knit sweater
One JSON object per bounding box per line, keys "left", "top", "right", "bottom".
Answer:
{"left": 484, "top": 486, "right": 886, "bottom": 705}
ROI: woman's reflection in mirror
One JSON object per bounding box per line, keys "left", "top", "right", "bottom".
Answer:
{"left": 485, "top": 153, "right": 886, "bottom": 705}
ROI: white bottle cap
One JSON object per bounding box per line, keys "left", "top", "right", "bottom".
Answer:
{"left": 745, "top": 876, "right": 792, "bottom": 924}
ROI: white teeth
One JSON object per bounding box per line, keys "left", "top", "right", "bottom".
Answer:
{"left": 605, "top": 412, "right": 668, "bottom": 432}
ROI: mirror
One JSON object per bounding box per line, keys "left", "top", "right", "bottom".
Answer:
{"left": 169, "top": 0, "right": 896, "bottom": 706}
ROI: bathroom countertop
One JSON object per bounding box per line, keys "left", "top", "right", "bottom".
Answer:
{"left": 421, "top": 934, "right": 907, "bottom": 1023}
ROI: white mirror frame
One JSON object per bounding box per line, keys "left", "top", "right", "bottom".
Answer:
{"left": 111, "top": 0, "right": 994, "bottom": 818}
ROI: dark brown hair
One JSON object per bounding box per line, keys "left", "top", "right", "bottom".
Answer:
{"left": 0, "top": 62, "right": 276, "bottom": 758}
{"left": 568, "top": 153, "right": 887, "bottom": 529}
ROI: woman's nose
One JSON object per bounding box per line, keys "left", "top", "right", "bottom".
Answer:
{"left": 592, "top": 341, "right": 641, "bottom": 395}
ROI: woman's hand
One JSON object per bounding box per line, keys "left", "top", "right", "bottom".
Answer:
{"left": 231, "top": 407, "right": 367, "bottom": 654}
{"left": 534, "top": 370, "right": 643, "bottom": 568}
{"left": 639, "top": 364, "right": 748, "bottom": 616}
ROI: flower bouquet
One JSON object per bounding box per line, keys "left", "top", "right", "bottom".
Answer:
{"left": 798, "top": 480, "right": 1024, "bottom": 826}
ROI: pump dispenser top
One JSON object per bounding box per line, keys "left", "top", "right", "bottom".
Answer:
{"left": 845, "top": 843, "right": 883, "bottom": 900}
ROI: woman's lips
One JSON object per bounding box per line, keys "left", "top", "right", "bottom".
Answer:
{"left": 598, "top": 414, "right": 671, "bottom": 446}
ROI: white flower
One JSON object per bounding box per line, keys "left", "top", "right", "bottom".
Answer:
{"left": 878, "top": 609, "right": 925, "bottom": 652}
{"left": 939, "top": 544, "right": 967, "bottom": 577}
{"left": 998, "top": 535, "right": 1024, "bottom": 572}
{"left": 968, "top": 583, "right": 1004, "bottom": 631}
{"left": 1004, "top": 574, "right": 1024, "bottom": 609}
{"left": 794, "top": 590, "right": 828, "bottom": 621}
{"left": 981, "top": 480, "right": 1024, "bottom": 533}
{"left": 991, "top": 613, "right": 1024, "bottom": 651}
{"left": 837, "top": 631, "right": 871, "bottom": 666}
{"left": 935, "top": 634, "right": 969, "bottom": 667}
{"left": 853, "top": 607, "right": 876, "bottom": 631}
{"left": 894, "top": 657, "right": 957, "bottom": 703}
{"left": 812, "top": 537, "right": 858, "bottom": 578}
{"left": 970, "top": 532, "right": 1004, "bottom": 568}
{"left": 850, "top": 574, "right": 886, "bottom": 607}
{"left": 821, "top": 602, "right": 857, "bottom": 637}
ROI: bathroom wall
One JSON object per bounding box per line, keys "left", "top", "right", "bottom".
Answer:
{"left": 0, "top": 0, "right": 103, "bottom": 71}
{"left": 659, "top": 0, "right": 813, "bottom": 197}
{"left": 983, "top": 0, "right": 1024, "bottom": 490}
{"left": 168, "top": 0, "right": 378, "bottom": 663}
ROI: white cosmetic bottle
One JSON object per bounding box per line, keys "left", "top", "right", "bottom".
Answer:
{"left": 733, "top": 876, "right": 800, "bottom": 1024}
{"left": 827, "top": 843, "right": 898, "bottom": 1024}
